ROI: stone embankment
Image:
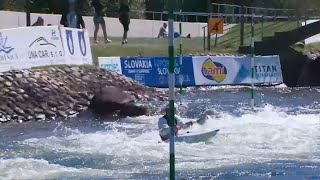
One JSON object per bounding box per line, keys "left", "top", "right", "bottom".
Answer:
{"left": 0, "top": 65, "right": 167, "bottom": 124}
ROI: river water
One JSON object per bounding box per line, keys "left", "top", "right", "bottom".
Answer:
{"left": 0, "top": 85, "right": 320, "bottom": 179}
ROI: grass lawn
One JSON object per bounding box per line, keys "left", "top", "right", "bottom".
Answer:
{"left": 91, "top": 21, "right": 320, "bottom": 65}
{"left": 90, "top": 37, "right": 240, "bottom": 65}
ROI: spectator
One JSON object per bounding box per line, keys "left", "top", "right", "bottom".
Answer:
{"left": 91, "top": 0, "right": 111, "bottom": 44}
{"left": 32, "top": 16, "right": 44, "bottom": 26}
{"left": 119, "top": 0, "right": 130, "bottom": 45}
{"left": 60, "top": 6, "right": 85, "bottom": 29}
{"left": 60, "top": 11, "right": 69, "bottom": 27}
{"left": 157, "top": 23, "right": 168, "bottom": 38}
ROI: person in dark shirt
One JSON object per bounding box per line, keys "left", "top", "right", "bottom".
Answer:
{"left": 119, "top": 0, "right": 130, "bottom": 45}
{"left": 91, "top": 0, "right": 111, "bottom": 44}
{"left": 60, "top": 6, "right": 85, "bottom": 29}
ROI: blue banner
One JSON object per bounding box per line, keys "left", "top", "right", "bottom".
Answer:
{"left": 120, "top": 56, "right": 195, "bottom": 87}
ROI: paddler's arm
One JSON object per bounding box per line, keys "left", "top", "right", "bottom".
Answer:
{"left": 175, "top": 116, "right": 193, "bottom": 129}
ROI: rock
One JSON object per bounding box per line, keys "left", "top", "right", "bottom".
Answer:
{"left": 119, "top": 103, "right": 148, "bottom": 117}
{"left": 4, "top": 81, "right": 12, "bottom": 87}
{"left": 6, "top": 109, "right": 14, "bottom": 116}
{"left": 75, "top": 106, "right": 86, "bottom": 112}
{"left": 48, "top": 100, "right": 59, "bottom": 107}
{"left": 27, "top": 78, "right": 37, "bottom": 83}
{"left": 6, "top": 76, "right": 14, "bottom": 81}
{"left": 49, "top": 67, "right": 56, "bottom": 72}
{"left": 12, "top": 114, "right": 19, "bottom": 120}
{"left": 0, "top": 117, "right": 8, "bottom": 123}
{"left": 7, "top": 101, "right": 16, "bottom": 110}
{"left": 57, "top": 106, "right": 69, "bottom": 111}
{"left": 65, "top": 67, "right": 71, "bottom": 73}
{"left": 8, "top": 87, "right": 15, "bottom": 91}
{"left": 25, "top": 109, "right": 34, "bottom": 115}
{"left": 82, "top": 76, "right": 91, "bottom": 81}
{"left": 76, "top": 100, "right": 90, "bottom": 107}
{"left": 294, "top": 42, "right": 305, "bottom": 49}
{"left": 72, "top": 72, "right": 81, "bottom": 77}
{"left": 16, "top": 95, "right": 24, "bottom": 102}
{"left": 71, "top": 67, "right": 80, "bottom": 72}
{"left": 42, "top": 87, "right": 51, "bottom": 92}
{"left": 0, "top": 77, "right": 5, "bottom": 82}
{"left": 14, "top": 107, "right": 25, "bottom": 116}
{"left": 16, "top": 88, "right": 25, "bottom": 94}
{"left": 19, "top": 78, "right": 29, "bottom": 84}
{"left": 57, "top": 110, "right": 67, "bottom": 117}
{"left": 67, "top": 110, "right": 78, "bottom": 116}
{"left": 24, "top": 115, "right": 34, "bottom": 121}
{"left": 34, "top": 108, "right": 43, "bottom": 113}
{"left": 8, "top": 91, "right": 18, "bottom": 97}
{"left": 15, "top": 73, "right": 23, "bottom": 79}
{"left": 89, "top": 86, "right": 139, "bottom": 116}
{"left": 23, "top": 94, "right": 29, "bottom": 99}
{"left": 44, "top": 110, "right": 55, "bottom": 117}
{"left": 7, "top": 96, "right": 15, "bottom": 102}
{"left": 2, "top": 88, "right": 9, "bottom": 93}
{"left": 35, "top": 114, "right": 46, "bottom": 121}
{"left": 65, "top": 95, "right": 76, "bottom": 103}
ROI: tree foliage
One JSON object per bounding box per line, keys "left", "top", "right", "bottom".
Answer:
{"left": 0, "top": 0, "right": 319, "bottom": 20}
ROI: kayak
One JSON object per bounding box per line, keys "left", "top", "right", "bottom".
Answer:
{"left": 163, "top": 129, "right": 219, "bottom": 143}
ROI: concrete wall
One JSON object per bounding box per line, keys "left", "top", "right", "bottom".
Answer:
{"left": 0, "top": 11, "right": 235, "bottom": 38}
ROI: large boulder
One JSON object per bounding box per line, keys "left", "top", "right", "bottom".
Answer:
{"left": 89, "top": 86, "right": 147, "bottom": 117}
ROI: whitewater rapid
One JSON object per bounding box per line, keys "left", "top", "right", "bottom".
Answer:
{"left": 1, "top": 103, "right": 319, "bottom": 179}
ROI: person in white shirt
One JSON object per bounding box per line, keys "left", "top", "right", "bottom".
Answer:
{"left": 157, "top": 23, "right": 168, "bottom": 38}
{"left": 158, "top": 106, "right": 193, "bottom": 141}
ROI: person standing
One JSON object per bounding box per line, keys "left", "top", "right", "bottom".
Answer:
{"left": 119, "top": 0, "right": 130, "bottom": 45}
{"left": 61, "top": 6, "right": 85, "bottom": 29}
{"left": 91, "top": 0, "right": 112, "bottom": 44}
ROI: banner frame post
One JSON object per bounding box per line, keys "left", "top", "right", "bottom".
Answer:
{"left": 250, "top": 13, "right": 255, "bottom": 109}
{"left": 168, "top": 0, "right": 175, "bottom": 179}
{"left": 179, "top": 10, "right": 183, "bottom": 104}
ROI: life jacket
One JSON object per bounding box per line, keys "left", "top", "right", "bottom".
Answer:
{"left": 163, "top": 115, "right": 177, "bottom": 126}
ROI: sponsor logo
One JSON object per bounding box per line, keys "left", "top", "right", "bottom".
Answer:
{"left": 201, "top": 58, "right": 227, "bottom": 83}
{"left": 124, "top": 59, "right": 152, "bottom": 69}
{"left": 0, "top": 32, "right": 14, "bottom": 54}
{"left": 51, "top": 30, "right": 59, "bottom": 40}
{"left": 65, "top": 30, "right": 87, "bottom": 56}
{"left": 78, "top": 31, "right": 86, "bottom": 56}
{"left": 66, "top": 30, "right": 75, "bottom": 55}
{"left": 0, "top": 32, "right": 19, "bottom": 61}
{"left": 29, "top": 37, "right": 56, "bottom": 47}
{"left": 254, "top": 65, "right": 279, "bottom": 78}
{"left": 28, "top": 37, "right": 63, "bottom": 59}
{"left": 100, "top": 63, "right": 121, "bottom": 73}
{"left": 124, "top": 59, "right": 153, "bottom": 73}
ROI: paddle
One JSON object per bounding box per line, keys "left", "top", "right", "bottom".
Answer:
{"left": 185, "top": 115, "right": 208, "bottom": 126}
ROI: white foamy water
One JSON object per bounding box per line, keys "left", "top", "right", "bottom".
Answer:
{"left": 1, "top": 104, "right": 318, "bottom": 179}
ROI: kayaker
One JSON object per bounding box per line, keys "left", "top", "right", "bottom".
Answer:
{"left": 158, "top": 106, "right": 193, "bottom": 141}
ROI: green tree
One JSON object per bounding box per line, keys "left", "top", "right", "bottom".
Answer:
{"left": 145, "top": 0, "right": 166, "bottom": 20}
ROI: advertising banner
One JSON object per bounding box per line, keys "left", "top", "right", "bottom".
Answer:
{"left": 192, "top": 56, "right": 283, "bottom": 85}
{"left": 98, "top": 57, "right": 122, "bottom": 74}
{"left": 0, "top": 26, "right": 65, "bottom": 72}
{"left": 60, "top": 27, "right": 93, "bottom": 65}
{"left": 120, "top": 56, "right": 195, "bottom": 87}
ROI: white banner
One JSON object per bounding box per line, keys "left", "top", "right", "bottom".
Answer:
{"left": 0, "top": 26, "right": 65, "bottom": 72}
{"left": 302, "top": 20, "right": 320, "bottom": 45}
{"left": 60, "top": 27, "right": 93, "bottom": 65}
{"left": 98, "top": 57, "right": 122, "bottom": 74}
{"left": 192, "top": 56, "right": 283, "bottom": 85}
